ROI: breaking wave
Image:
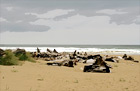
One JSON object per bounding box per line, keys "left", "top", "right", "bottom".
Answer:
{"left": 0, "top": 47, "right": 140, "bottom": 55}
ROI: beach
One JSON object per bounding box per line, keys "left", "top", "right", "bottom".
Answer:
{"left": 1, "top": 0, "right": 140, "bottom": 91}
{"left": 0, "top": 53, "right": 140, "bottom": 91}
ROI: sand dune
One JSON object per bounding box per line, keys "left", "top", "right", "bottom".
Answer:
{"left": 0, "top": 55, "right": 140, "bottom": 91}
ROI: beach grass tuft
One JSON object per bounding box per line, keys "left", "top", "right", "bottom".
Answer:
{"left": 26, "top": 52, "right": 36, "bottom": 63}
{"left": 5, "top": 85, "right": 9, "bottom": 91}
{"left": 15, "top": 51, "right": 36, "bottom": 62}
{"left": 11, "top": 69, "right": 18, "bottom": 72}
{"left": 37, "top": 78, "right": 44, "bottom": 81}
{"left": 0, "top": 50, "right": 19, "bottom": 65}
{"left": 0, "top": 50, "right": 35, "bottom": 66}
{"left": 119, "top": 78, "right": 126, "bottom": 82}
{"left": 74, "top": 80, "right": 79, "bottom": 83}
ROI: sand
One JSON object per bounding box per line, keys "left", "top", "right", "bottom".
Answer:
{"left": 0, "top": 54, "right": 140, "bottom": 91}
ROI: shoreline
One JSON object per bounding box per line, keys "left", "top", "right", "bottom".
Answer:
{"left": 0, "top": 47, "right": 140, "bottom": 55}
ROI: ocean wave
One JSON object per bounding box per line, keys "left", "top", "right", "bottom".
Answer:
{"left": 0, "top": 47, "right": 140, "bottom": 55}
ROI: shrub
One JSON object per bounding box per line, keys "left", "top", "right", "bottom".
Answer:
{"left": 14, "top": 49, "right": 27, "bottom": 61}
{"left": 0, "top": 50, "right": 19, "bottom": 65}
{"left": 26, "top": 52, "right": 36, "bottom": 63}
{"left": 0, "top": 49, "right": 35, "bottom": 65}
{"left": 19, "top": 53, "right": 28, "bottom": 61}
{"left": 15, "top": 51, "right": 35, "bottom": 62}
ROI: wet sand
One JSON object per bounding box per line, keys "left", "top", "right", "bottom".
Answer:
{"left": 0, "top": 54, "right": 140, "bottom": 91}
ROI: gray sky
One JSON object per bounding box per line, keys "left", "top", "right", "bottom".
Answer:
{"left": 0, "top": 0, "right": 140, "bottom": 45}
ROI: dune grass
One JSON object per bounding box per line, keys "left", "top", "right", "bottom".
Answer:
{"left": 0, "top": 50, "right": 19, "bottom": 65}
{"left": 0, "top": 50, "right": 35, "bottom": 66}
{"left": 26, "top": 52, "right": 36, "bottom": 63}
{"left": 11, "top": 69, "right": 18, "bottom": 72}
{"left": 15, "top": 51, "right": 35, "bottom": 62}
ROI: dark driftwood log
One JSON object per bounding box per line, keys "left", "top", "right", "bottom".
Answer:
{"left": 83, "top": 57, "right": 111, "bottom": 73}
{"left": 0, "top": 49, "right": 5, "bottom": 57}
{"left": 47, "top": 48, "right": 52, "bottom": 53}
{"left": 53, "top": 49, "right": 58, "bottom": 53}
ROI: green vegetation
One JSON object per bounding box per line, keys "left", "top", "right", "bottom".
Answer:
{"left": 125, "top": 88, "right": 128, "bottom": 90}
{"left": 37, "top": 78, "right": 44, "bottom": 81}
{"left": 15, "top": 51, "right": 35, "bottom": 62}
{"left": 0, "top": 49, "right": 35, "bottom": 65}
{"left": 15, "top": 51, "right": 28, "bottom": 61}
{"left": 0, "top": 50, "right": 19, "bottom": 65}
{"left": 30, "top": 87, "right": 32, "bottom": 91}
{"left": 11, "top": 69, "right": 18, "bottom": 72}
{"left": 26, "top": 52, "right": 36, "bottom": 63}
{"left": 19, "top": 53, "right": 28, "bottom": 61}
{"left": 5, "top": 85, "right": 9, "bottom": 91}
{"left": 74, "top": 80, "right": 79, "bottom": 83}
{"left": 119, "top": 78, "right": 126, "bottom": 82}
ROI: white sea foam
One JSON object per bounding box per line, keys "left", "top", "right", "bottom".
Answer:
{"left": 0, "top": 47, "right": 140, "bottom": 55}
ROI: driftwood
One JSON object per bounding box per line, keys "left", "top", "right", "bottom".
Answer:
{"left": 47, "top": 48, "right": 53, "bottom": 53}
{"left": 122, "top": 54, "right": 138, "bottom": 63}
{"left": 83, "top": 57, "right": 112, "bottom": 73}
{"left": 14, "top": 48, "right": 26, "bottom": 55}
{"left": 37, "top": 47, "right": 41, "bottom": 53}
{"left": 53, "top": 49, "right": 58, "bottom": 53}
{"left": 47, "top": 60, "right": 74, "bottom": 67}
{"left": 0, "top": 49, "right": 5, "bottom": 57}
{"left": 105, "top": 57, "right": 119, "bottom": 63}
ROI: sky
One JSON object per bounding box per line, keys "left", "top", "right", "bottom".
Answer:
{"left": 0, "top": 0, "right": 140, "bottom": 45}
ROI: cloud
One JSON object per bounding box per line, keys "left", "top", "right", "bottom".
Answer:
{"left": 0, "top": 0, "right": 139, "bottom": 33}
{"left": 7, "top": 14, "right": 137, "bottom": 44}
{"left": 25, "top": 9, "right": 75, "bottom": 19}
{"left": 133, "top": 15, "right": 140, "bottom": 24}
{"left": 96, "top": 9, "right": 128, "bottom": 15}
{"left": 0, "top": 0, "right": 139, "bottom": 44}
{"left": 0, "top": 21, "right": 50, "bottom": 33}
{"left": 15, "top": 20, "right": 23, "bottom": 23}
{"left": 0, "top": 10, "right": 139, "bottom": 44}
{"left": 1, "top": 21, "right": 139, "bottom": 44}
{"left": 5, "top": 7, "right": 13, "bottom": 11}
{"left": 0, "top": 17, "right": 8, "bottom": 22}
{"left": 30, "top": 14, "right": 132, "bottom": 31}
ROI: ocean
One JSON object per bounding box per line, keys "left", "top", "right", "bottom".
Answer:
{"left": 0, "top": 45, "right": 140, "bottom": 55}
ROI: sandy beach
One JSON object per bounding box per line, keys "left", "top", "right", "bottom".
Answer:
{"left": 1, "top": 0, "right": 139, "bottom": 91}
{"left": 0, "top": 54, "right": 140, "bottom": 91}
